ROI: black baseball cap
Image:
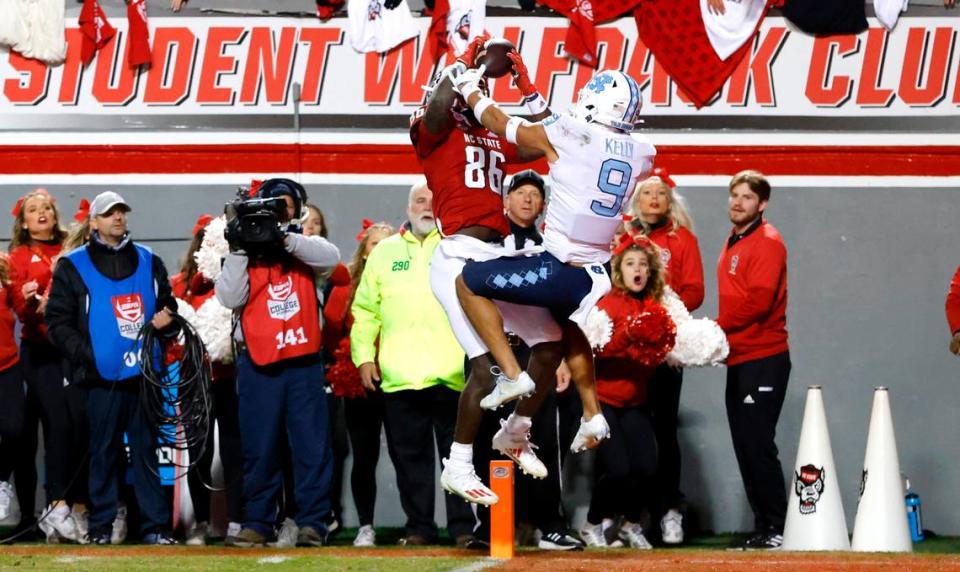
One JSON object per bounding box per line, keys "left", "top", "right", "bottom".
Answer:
{"left": 507, "top": 169, "right": 546, "bottom": 198}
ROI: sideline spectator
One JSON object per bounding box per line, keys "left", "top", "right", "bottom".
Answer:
{"left": 0, "top": 254, "right": 25, "bottom": 531}
{"left": 45, "top": 191, "right": 177, "bottom": 545}
{"left": 171, "top": 215, "right": 244, "bottom": 546}
{"left": 579, "top": 235, "right": 675, "bottom": 550}
{"left": 216, "top": 179, "right": 340, "bottom": 548}
{"left": 8, "top": 189, "right": 89, "bottom": 542}
{"left": 717, "top": 171, "right": 790, "bottom": 551}
{"left": 628, "top": 171, "right": 704, "bottom": 544}
{"left": 323, "top": 219, "right": 393, "bottom": 547}
{"left": 947, "top": 266, "right": 960, "bottom": 355}
{"left": 350, "top": 181, "right": 477, "bottom": 546}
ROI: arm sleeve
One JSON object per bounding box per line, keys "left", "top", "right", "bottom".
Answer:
{"left": 349, "top": 254, "right": 382, "bottom": 367}
{"left": 215, "top": 253, "right": 250, "bottom": 309}
{"left": 947, "top": 266, "right": 960, "bottom": 334}
{"left": 152, "top": 255, "right": 177, "bottom": 314}
{"left": 676, "top": 231, "right": 705, "bottom": 312}
{"left": 44, "top": 259, "right": 95, "bottom": 369}
{"left": 7, "top": 254, "right": 38, "bottom": 323}
{"left": 285, "top": 234, "right": 340, "bottom": 270}
{"left": 716, "top": 241, "right": 785, "bottom": 333}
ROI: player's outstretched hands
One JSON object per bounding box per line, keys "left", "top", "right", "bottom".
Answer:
{"left": 456, "top": 33, "right": 491, "bottom": 69}
{"left": 450, "top": 65, "right": 485, "bottom": 97}
{"left": 507, "top": 50, "right": 536, "bottom": 97}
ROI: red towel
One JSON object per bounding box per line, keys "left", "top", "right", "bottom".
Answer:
{"left": 538, "top": 0, "right": 642, "bottom": 68}
{"left": 79, "top": 0, "right": 116, "bottom": 65}
{"left": 126, "top": 0, "right": 151, "bottom": 67}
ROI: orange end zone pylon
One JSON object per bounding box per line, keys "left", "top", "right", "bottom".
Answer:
{"left": 490, "top": 460, "right": 514, "bottom": 559}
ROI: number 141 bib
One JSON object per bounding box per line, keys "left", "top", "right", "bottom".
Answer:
{"left": 242, "top": 260, "right": 321, "bottom": 366}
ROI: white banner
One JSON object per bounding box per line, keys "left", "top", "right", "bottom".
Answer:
{"left": 1, "top": 16, "right": 958, "bottom": 117}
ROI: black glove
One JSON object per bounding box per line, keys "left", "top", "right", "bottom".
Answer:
{"left": 225, "top": 217, "right": 244, "bottom": 253}
{"left": 518, "top": 0, "right": 536, "bottom": 10}
{"left": 383, "top": 0, "right": 402, "bottom": 9}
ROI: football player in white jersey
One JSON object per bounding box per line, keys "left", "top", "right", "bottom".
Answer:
{"left": 449, "top": 66, "right": 656, "bottom": 460}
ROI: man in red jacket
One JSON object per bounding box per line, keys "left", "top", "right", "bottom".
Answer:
{"left": 947, "top": 266, "right": 960, "bottom": 355}
{"left": 716, "top": 170, "right": 789, "bottom": 551}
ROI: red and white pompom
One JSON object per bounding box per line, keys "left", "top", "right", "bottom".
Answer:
{"left": 194, "top": 216, "right": 229, "bottom": 282}
{"left": 582, "top": 306, "right": 614, "bottom": 351}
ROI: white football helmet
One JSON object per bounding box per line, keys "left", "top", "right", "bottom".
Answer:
{"left": 573, "top": 70, "right": 643, "bottom": 132}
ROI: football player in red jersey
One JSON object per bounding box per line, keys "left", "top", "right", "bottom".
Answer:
{"left": 412, "top": 37, "right": 563, "bottom": 505}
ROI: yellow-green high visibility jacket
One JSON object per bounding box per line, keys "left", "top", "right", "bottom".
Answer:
{"left": 350, "top": 227, "right": 465, "bottom": 393}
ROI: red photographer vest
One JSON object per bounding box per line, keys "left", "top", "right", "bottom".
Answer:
{"left": 241, "top": 259, "right": 321, "bottom": 366}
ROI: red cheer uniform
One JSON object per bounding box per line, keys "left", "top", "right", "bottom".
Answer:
{"left": 947, "top": 266, "right": 960, "bottom": 334}
{"left": 648, "top": 224, "right": 705, "bottom": 312}
{"left": 716, "top": 219, "right": 789, "bottom": 366}
{"left": 0, "top": 260, "right": 19, "bottom": 372}
{"left": 8, "top": 241, "right": 61, "bottom": 344}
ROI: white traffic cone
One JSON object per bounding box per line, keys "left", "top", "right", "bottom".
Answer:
{"left": 851, "top": 387, "right": 912, "bottom": 552}
{"left": 781, "top": 386, "right": 850, "bottom": 551}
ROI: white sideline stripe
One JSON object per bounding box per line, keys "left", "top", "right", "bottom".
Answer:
{"left": 450, "top": 559, "right": 503, "bottom": 572}
{"left": 256, "top": 556, "right": 290, "bottom": 564}
{"left": 1, "top": 131, "right": 957, "bottom": 146}
{"left": 2, "top": 174, "right": 960, "bottom": 188}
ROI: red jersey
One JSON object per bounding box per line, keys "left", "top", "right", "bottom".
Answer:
{"left": 0, "top": 257, "right": 19, "bottom": 372}
{"left": 9, "top": 241, "right": 61, "bottom": 344}
{"left": 411, "top": 112, "right": 520, "bottom": 237}
{"left": 648, "top": 224, "right": 705, "bottom": 312}
{"left": 947, "top": 266, "right": 960, "bottom": 334}
{"left": 170, "top": 271, "right": 215, "bottom": 310}
{"left": 716, "top": 219, "right": 789, "bottom": 366}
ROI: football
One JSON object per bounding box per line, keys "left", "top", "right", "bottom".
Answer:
{"left": 477, "top": 38, "right": 516, "bottom": 78}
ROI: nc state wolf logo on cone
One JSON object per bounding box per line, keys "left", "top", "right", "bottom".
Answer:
{"left": 266, "top": 276, "right": 301, "bottom": 320}
{"left": 795, "top": 464, "right": 826, "bottom": 515}
{"left": 113, "top": 294, "right": 145, "bottom": 340}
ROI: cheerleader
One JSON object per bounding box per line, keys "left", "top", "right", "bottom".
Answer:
{"left": 0, "top": 254, "right": 25, "bottom": 531}
{"left": 579, "top": 234, "right": 676, "bottom": 549}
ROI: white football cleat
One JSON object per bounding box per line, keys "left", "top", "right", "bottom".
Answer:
{"left": 570, "top": 414, "right": 611, "bottom": 453}
{"left": 491, "top": 420, "right": 547, "bottom": 479}
{"left": 440, "top": 459, "right": 498, "bottom": 506}
{"left": 479, "top": 368, "right": 535, "bottom": 410}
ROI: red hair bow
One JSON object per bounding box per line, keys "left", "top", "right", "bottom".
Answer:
{"left": 74, "top": 199, "right": 91, "bottom": 222}
{"left": 612, "top": 230, "right": 653, "bottom": 256}
{"left": 651, "top": 167, "right": 676, "bottom": 189}
{"left": 247, "top": 179, "right": 263, "bottom": 197}
{"left": 355, "top": 218, "right": 375, "bottom": 241}
{"left": 622, "top": 213, "right": 633, "bottom": 223}
{"left": 192, "top": 214, "right": 214, "bottom": 236}
{"left": 10, "top": 188, "right": 54, "bottom": 218}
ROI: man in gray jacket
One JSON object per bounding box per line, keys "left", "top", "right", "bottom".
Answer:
{"left": 215, "top": 179, "right": 340, "bottom": 548}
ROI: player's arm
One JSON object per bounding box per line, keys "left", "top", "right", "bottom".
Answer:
{"left": 421, "top": 35, "right": 489, "bottom": 136}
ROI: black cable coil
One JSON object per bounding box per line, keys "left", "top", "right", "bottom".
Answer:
{"left": 137, "top": 311, "right": 213, "bottom": 477}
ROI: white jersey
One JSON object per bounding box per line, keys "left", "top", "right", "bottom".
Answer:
{"left": 348, "top": 0, "right": 419, "bottom": 53}
{"left": 541, "top": 113, "right": 656, "bottom": 265}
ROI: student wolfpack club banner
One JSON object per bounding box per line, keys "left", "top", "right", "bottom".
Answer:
{"left": 2, "top": 16, "right": 960, "bottom": 118}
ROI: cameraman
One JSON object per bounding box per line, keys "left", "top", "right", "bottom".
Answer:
{"left": 215, "top": 179, "right": 340, "bottom": 547}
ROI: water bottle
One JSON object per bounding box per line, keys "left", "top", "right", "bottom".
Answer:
{"left": 905, "top": 478, "right": 925, "bottom": 542}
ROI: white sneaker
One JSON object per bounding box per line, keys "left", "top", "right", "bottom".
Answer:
{"left": 111, "top": 505, "right": 128, "bottom": 545}
{"left": 0, "top": 481, "right": 20, "bottom": 526}
{"left": 71, "top": 508, "right": 89, "bottom": 544}
{"left": 661, "top": 509, "right": 684, "bottom": 544}
{"left": 491, "top": 420, "right": 547, "bottom": 479}
{"left": 602, "top": 518, "right": 624, "bottom": 548}
{"left": 570, "top": 414, "right": 611, "bottom": 453}
{"left": 579, "top": 522, "right": 607, "bottom": 547}
{"left": 353, "top": 524, "right": 376, "bottom": 547}
{"left": 186, "top": 521, "right": 209, "bottom": 546}
{"left": 479, "top": 368, "right": 535, "bottom": 410}
{"left": 39, "top": 504, "right": 78, "bottom": 543}
{"left": 440, "top": 458, "right": 498, "bottom": 506}
{"left": 271, "top": 518, "right": 298, "bottom": 548}
{"left": 619, "top": 522, "right": 653, "bottom": 550}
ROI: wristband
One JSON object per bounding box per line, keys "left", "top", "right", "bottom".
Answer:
{"left": 472, "top": 96, "right": 495, "bottom": 120}
{"left": 505, "top": 116, "right": 528, "bottom": 144}
{"left": 459, "top": 83, "right": 481, "bottom": 101}
{"left": 523, "top": 92, "right": 548, "bottom": 116}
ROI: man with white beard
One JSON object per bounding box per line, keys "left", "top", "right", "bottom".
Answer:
{"left": 350, "top": 180, "right": 479, "bottom": 547}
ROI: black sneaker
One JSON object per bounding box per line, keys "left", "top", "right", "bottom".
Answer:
{"left": 142, "top": 530, "right": 178, "bottom": 545}
{"left": 734, "top": 531, "right": 782, "bottom": 551}
{"left": 86, "top": 531, "right": 111, "bottom": 545}
{"left": 538, "top": 531, "right": 585, "bottom": 551}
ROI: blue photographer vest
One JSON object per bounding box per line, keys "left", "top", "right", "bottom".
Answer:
{"left": 67, "top": 243, "right": 156, "bottom": 381}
